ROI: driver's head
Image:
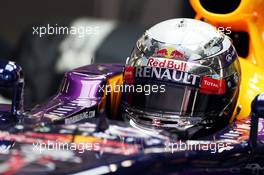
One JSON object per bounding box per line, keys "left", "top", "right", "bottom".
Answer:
{"left": 121, "top": 18, "right": 240, "bottom": 138}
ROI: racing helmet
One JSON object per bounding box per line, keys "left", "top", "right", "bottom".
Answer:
{"left": 121, "top": 18, "right": 241, "bottom": 138}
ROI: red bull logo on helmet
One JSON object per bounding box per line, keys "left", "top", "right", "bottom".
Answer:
{"left": 155, "top": 47, "right": 186, "bottom": 60}
{"left": 147, "top": 57, "right": 187, "bottom": 72}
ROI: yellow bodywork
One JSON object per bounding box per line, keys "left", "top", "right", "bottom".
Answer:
{"left": 99, "top": 73, "right": 123, "bottom": 119}
{"left": 190, "top": 0, "right": 264, "bottom": 121}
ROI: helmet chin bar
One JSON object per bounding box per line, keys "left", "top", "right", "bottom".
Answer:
{"left": 123, "top": 106, "right": 199, "bottom": 128}
{"left": 123, "top": 106, "right": 223, "bottom": 140}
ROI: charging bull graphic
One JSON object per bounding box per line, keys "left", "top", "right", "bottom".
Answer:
{"left": 155, "top": 47, "right": 187, "bottom": 60}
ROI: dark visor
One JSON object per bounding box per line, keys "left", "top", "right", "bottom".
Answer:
{"left": 122, "top": 82, "right": 231, "bottom": 117}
